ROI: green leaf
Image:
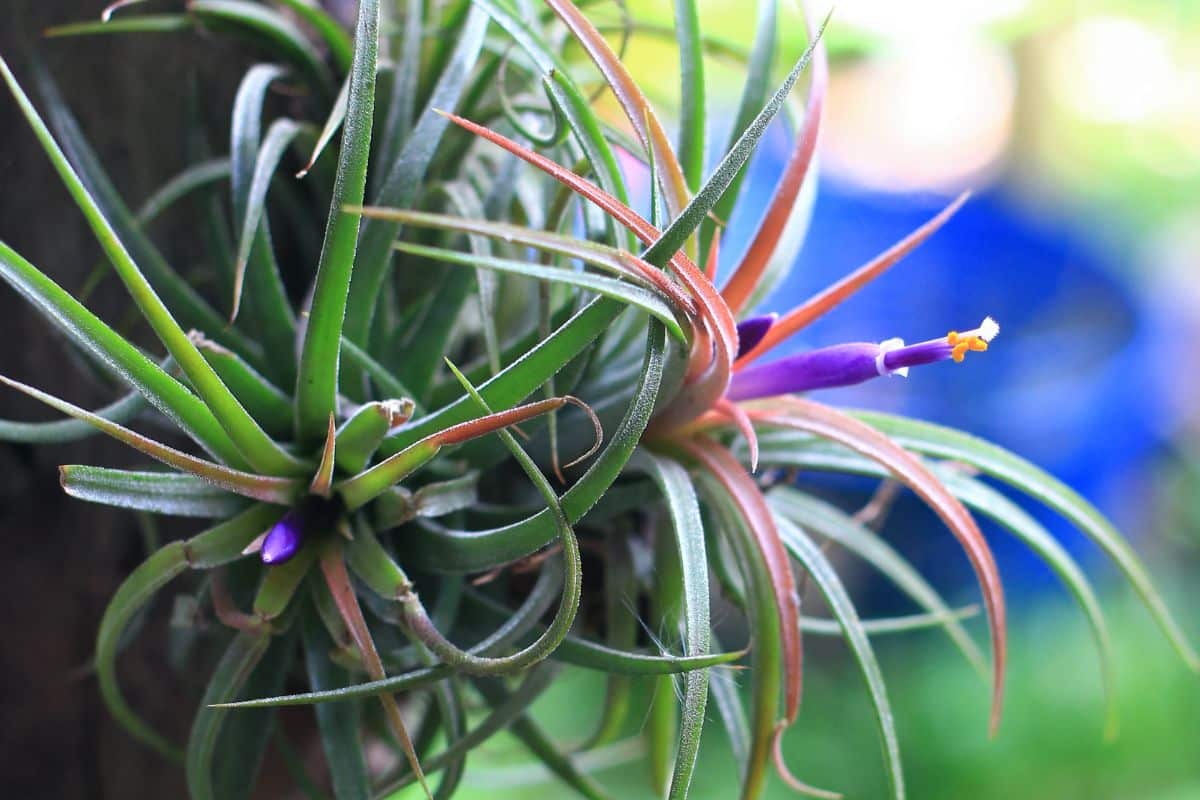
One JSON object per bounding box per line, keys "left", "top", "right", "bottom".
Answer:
{"left": 392, "top": 241, "right": 686, "bottom": 342}
{"left": 0, "top": 389, "right": 144, "bottom": 444}
{"left": 375, "top": 665, "right": 558, "bottom": 796}
{"left": 852, "top": 410, "right": 1200, "bottom": 672}
{"left": 629, "top": 450, "right": 710, "bottom": 800}
{"left": 475, "top": 681, "right": 614, "bottom": 800}
{"left": 301, "top": 604, "right": 370, "bottom": 800}
{"left": 186, "top": 630, "right": 272, "bottom": 800}
{"left": 193, "top": 335, "right": 293, "bottom": 439}
{"left": 334, "top": 399, "right": 413, "bottom": 474}
{"left": 0, "top": 241, "right": 248, "bottom": 465}
{"left": 398, "top": 320, "right": 667, "bottom": 572}
{"left": 60, "top": 466, "right": 251, "bottom": 518}
{"left": 342, "top": 5, "right": 490, "bottom": 353}
{"left": 468, "top": 0, "right": 630, "bottom": 244}
{"left": 0, "top": 375, "right": 302, "bottom": 504}
{"left": 373, "top": 0, "right": 422, "bottom": 175}
{"left": 641, "top": 11, "right": 828, "bottom": 267}
{"left": 29, "top": 59, "right": 266, "bottom": 370}
{"left": 296, "top": 72, "right": 349, "bottom": 179}
{"left": 273, "top": 0, "right": 354, "bottom": 72}
{"left": 673, "top": 0, "right": 706, "bottom": 192}
{"left": 134, "top": 158, "right": 231, "bottom": 228}
{"left": 777, "top": 515, "right": 904, "bottom": 800}
{"left": 766, "top": 487, "right": 987, "bottom": 679}
{"left": 694, "top": 472, "right": 783, "bottom": 799}
{"left": 44, "top": 15, "right": 192, "bottom": 37}
{"left": 189, "top": 1, "right": 333, "bottom": 92}
{"left": 228, "top": 63, "right": 297, "bottom": 381}
{"left": 705, "top": 0, "right": 777, "bottom": 255}
{"left": 95, "top": 505, "right": 282, "bottom": 760}
{"left": 230, "top": 117, "right": 304, "bottom": 323}
{"left": 294, "top": 0, "right": 380, "bottom": 443}
{"left": 211, "top": 630, "right": 296, "bottom": 800}
{"left": 764, "top": 447, "right": 1119, "bottom": 737}
{"left": 2, "top": 56, "right": 306, "bottom": 476}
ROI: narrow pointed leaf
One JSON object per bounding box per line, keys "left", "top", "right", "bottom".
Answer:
{"left": 60, "top": 466, "right": 251, "bottom": 518}
{"left": 392, "top": 241, "right": 686, "bottom": 341}
{"left": 186, "top": 631, "right": 271, "bottom": 800}
{"left": 777, "top": 516, "right": 904, "bottom": 800}
{"left": 0, "top": 376, "right": 302, "bottom": 504}
{"left": 189, "top": 1, "right": 332, "bottom": 91}
{"left": 853, "top": 410, "right": 1200, "bottom": 672}
{"left": 0, "top": 241, "right": 246, "bottom": 465}
{"left": 753, "top": 398, "right": 1007, "bottom": 735}
{"left": 273, "top": 0, "right": 353, "bottom": 71}
{"left": 641, "top": 13, "right": 828, "bottom": 268}
{"left": 0, "top": 389, "right": 144, "bottom": 444}
{"left": 301, "top": 601, "right": 371, "bottom": 800}
{"left": 630, "top": 449, "right": 710, "bottom": 799}
{"left": 2, "top": 56, "right": 306, "bottom": 475}
{"left": 767, "top": 487, "right": 987, "bottom": 678}
{"left": 294, "top": 0, "right": 380, "bottom": 443}
{"left": 342, "top": 5, "right": 489, "bottom": 352}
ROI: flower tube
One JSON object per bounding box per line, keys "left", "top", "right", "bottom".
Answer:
{"left": 726, "top": 318, "right": 998, "bottom": 402}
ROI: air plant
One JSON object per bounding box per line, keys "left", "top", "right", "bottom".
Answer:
{"left": 0, "top": 1, "right": 1195, "bottom": 799}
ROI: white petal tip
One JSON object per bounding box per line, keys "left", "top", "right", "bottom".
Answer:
{"left": 979, "top": 317, "right": 1000, "bottom": 342}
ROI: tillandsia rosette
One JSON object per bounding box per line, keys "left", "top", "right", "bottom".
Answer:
{"left": 0, "top": 1, "right": 1196, "bottom": 798}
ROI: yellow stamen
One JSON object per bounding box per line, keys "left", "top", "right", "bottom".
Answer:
{"left": 950, "top": 335, "right": 987, "bottom": 363}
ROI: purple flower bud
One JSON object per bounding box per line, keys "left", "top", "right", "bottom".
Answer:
{"left": 735, "top": 313, "right": 778, "bottom": 359}
{"left": 725, "top": 318, "right": 997, "bottom": 402}
{"left": 261, "top": 510, "right": 304, "bottom": 565}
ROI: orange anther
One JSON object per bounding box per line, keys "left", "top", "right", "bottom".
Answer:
{"left": 951, "top": 342, "right": 969, "bottom": 362}
{"left": 947, "top": 331, "right": 960, "bottom": 345}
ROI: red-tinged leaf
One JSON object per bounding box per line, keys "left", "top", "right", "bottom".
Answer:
{"left": 738, "top": 192, "right": 970, "bottom": 367}
{"left": 704, "top": 232, "right": 720, "bottom": 281}
{"left": 0, "top": 375, "right": 301, "bottom": 504}
{"left": 318, "top": 544, "right": 431, "bottom": 799}
{"left": 309, "top": 414, "right": 336, "bottom": 497}
{"left": 679, "top": 436, "right": 802, "bottom": 724}
{"left": 721, "top": 7, "right": 828, "bottom": 316}
{"left": 350, "top": 205, "right": 698, "bottom": 315}
{"left": 715, "top": 397, "right": 759, "bottom": 473}
{"left": 440, "top": 112, "right": 738, "bottom": 413}
{"left": 749, "top": 396, "right": 1006, "bottom": 735}
{"left": 545, "top": 0, "right": 691, "bottom": 220}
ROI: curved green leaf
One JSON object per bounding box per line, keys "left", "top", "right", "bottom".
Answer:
{"left": 629, "top": 449, "right": 710, "bottom": 799}
{"left": 852, "top": 410, "right": 1199, "bottom": 671}
{"left": 189, "top": 1, "right": 332, "bottom": 92}
{"left": 186, "top": 630, "right": 272, "bottom": 800}
{"left": 399, "top": 319, "right": 666, "bottom": 572}
{"left": 95, "top": 505, "right": 282, "bottom": 760}
{"left": 777, "top": 515, "right": 904, "bottom": 800}
{"left": 766, "top": 487, "right": 987, "bottom": 679}
{"left": 2, "top": 56, "right": 306, "bottom": 476}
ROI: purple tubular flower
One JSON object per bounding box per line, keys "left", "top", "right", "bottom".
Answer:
{"left": 735, "top": 313, "right": 778, "bottom": 359}
{"left": 261, "top": 510, "right": 304, "bottom": 565}
{"left": 726, "top": 317, "right": 998, "bottom": 402}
